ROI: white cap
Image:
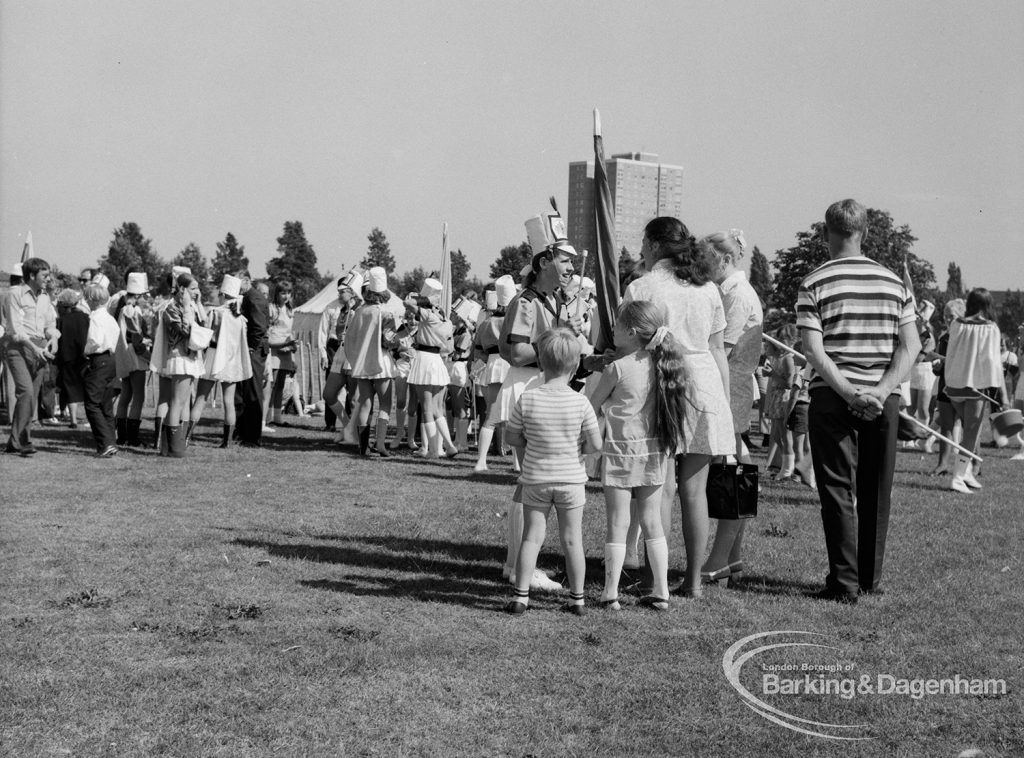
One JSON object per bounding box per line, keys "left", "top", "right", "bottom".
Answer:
{"left": 484, "top": 290, "right": 498, "bottom": 311}
{"left": 126, "top": 272, "right": 149, "bottom": 295}
{"left": 495, "top": 275, "right": 516, "bottom": 307}
{"left": 11, "top": 262, "right": 22, "bottom": 277}
{"left": 91, "top": 273, "right": 111, "bottom": 290}
{"left": 338, "top": 269, "right": 364, "bottom": 294}
{"left": 420, "top": 277, "right": 443, "bottom": 301}
{"left": 220, "top": 274, "right": 242, "bottom": 298}
{"left": 367, "top": 266, "right": 388, "bottom": 293}
{"left": 172, "top": 265, "right": 192, "bottom": 278}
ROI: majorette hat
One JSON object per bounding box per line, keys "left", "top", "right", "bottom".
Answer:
{"left": 171, "top": 265, "right": 192, "bottom": 278}
{"left": 367, "top": 267, "right": 388, "bottom": 294}
{"left": 495, "top": 275, "right": 516, "bottom": 307}
{"left": 525, "top": 197, "right": 578, "bottom": 258}
{"left": 220, "top": 274, "right": 242, "bottom": 298}
{"left": 126, "top": 272, "right": 149, "bottom": 295}
{"left": 420, "top": 277, "right": 443, "bottom": 302}
{"left": 484, "top": 290, "right": 498, "bottom": 311}
{"left": 91, "top": 273, "right": 111, "bottom": 290}
{"left": 338, "top": 269, "right": 364, "bottom": 294}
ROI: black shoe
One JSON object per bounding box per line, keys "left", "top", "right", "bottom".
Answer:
{"left": 19, "top": 445, "right": 38, "bottom": 457}
{"left": 96, "top": 445, "right": 118, "bottom": 458}
{"left": 813, "top": 587, "right": 858, "bottom": 604}
{"left": 561, "top": 602, "right": 587, "bottom": 616}
{"left": 504, "top": 601, "right": 529, "bottom": 615}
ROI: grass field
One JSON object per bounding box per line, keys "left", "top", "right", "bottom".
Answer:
{"left": 1, "top": 412, "right": 1022, "bottom": 757}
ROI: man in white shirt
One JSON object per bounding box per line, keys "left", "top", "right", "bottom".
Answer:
{"left": 1, "top": 257, "right": 60, "bottom": 456}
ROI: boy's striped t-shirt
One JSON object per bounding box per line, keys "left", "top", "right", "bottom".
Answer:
{"left": 508, "top": 384, "right": 599, "bottom": 485}
{"left": 795, "top": 256, "right": 915, "bottom": 392}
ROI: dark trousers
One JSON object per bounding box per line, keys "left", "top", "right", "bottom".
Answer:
{"left": 808, "top": 387, "right": 899, "bottom": 594}
{"left": 236, "top": 349, "right": 266, "bottom": 444}
{"left": 4, "top": 344, "right": 45, "bottom": 450}
{"left": 38, "top": 361, "right": 57, "bottom": 419}
{"left": 324, "top": 343, "right": 338, "bottom": 429}
{"left": 83, "top": 353, "right": 117, "bottom": 451}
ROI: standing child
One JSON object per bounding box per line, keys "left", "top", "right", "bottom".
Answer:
{"left": 81, "top": 283, "right": 122, "bottom": 457}
{"left": 504, "top": 328, "right": 602, "bottom": 616}
{"left": 764, "top": 325, "right": 798, "bottom": 479}
{"left": 588, "top": 301, "right": 689, "bottom": 610}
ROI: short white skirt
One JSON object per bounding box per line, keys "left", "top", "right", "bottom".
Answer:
{"left": 910, "top": 361, "right": 936, "bottom": 391}
{"left": 480, "top": 353, "right": 511, "bottom": 386}
{"left": 448, "top": 360, "right": 470, "bottom": 387}
{"left": 495, "top": 365, "right": 543, "bottom": 422}
{"left": 408, "top": 350, "right": 450, "bottom": 387}
{"left": 164, "top": 352, "right": 204, "bottom": 379}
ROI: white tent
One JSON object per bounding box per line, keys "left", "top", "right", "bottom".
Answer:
{"left": 292, "top": 281, "right": 341, "bottom": 409}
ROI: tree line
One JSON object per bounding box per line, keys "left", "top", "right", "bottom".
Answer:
{"left": 73, "top": 212, "right": 1024, "bottom": 335}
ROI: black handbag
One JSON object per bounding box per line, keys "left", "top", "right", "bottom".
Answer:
{"left": 705, "top": 459, "right": 758, "bottom": 519}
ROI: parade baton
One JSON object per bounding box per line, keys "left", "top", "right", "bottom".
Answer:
{"left": 760, "top": 333, "right": 983, "bottom": 463}
{"left": 575, "top": 250, "right": 589, "bottom": 318}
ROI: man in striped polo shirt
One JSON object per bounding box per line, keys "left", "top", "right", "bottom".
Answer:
{"left": 796, "top": 199, "right": 920, "bottom": 604}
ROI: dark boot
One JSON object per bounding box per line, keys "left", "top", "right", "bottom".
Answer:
{"left": 115, "top": 417, "right": 128, "bottom": 445}
{"left": 219, "top": 424, "right": 233, "bottom": 448}
{"left": 127, "top": 419, "right": 143, "bottom": 447}
{"left": 164, "top": 425, "right": 186, "bottom": 458}
{"left": 358, "top": 425, "right": 371, "bottom": 456}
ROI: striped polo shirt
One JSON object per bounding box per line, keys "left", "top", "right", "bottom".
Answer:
{"left": 796, "top": 256, "right": 915, "bottom": 392}
{"left": 508, "top": 383, "right": 600, "bottom": 485}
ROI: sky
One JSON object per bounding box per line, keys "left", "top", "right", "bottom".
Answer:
{"left": 2, "top": 0, "right": 1023, "bottom": 292}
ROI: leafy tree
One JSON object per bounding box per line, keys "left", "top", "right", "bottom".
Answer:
{"left": 396, "top": 266, "right": 429, "bottom": 297}
{"left": 997, "top": 290, "right": 1024, "bottom": 336}
{"left": 267, "top": 221, "right": 325, "bottom": 305}
{"left": 450, "top": 248, "right": 471, "bottom": 292}
{"left": 98, "top": 222, "right": 168, "bottom": 291}
{"left": 946, "top": 262, "right": 966, "bottom": 299}
{"left": 173, "top": 243, "right": 214, "bottom": 301}
{"left": 771, "top": 208, "right": 934, "bottom": 312}
{"left": 211, "top": 232, "right": 249, "bottom": 284}
{"left": 48, "top": 265, "right": 76, "bottom": 293}
{"left": 748, "top": 246, "right": 773, "bottom": 305}
{"left": 489, "top": 242, "right": 533, "bottom": 281}
{"left": 362, "top": 228, "right": 396, "bottom": 274}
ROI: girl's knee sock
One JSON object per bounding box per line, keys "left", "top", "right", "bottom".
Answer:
{"left": 475, "top": 426, "right": 494, "bottom": 468}
{"left": 645, "top": 537, "right": 670, "bottom": 600}
{"left": 624, "top": 518, "right": 641, "bottom": 568}
{"left": 603, "top": 543, "right": 626, "bottom": 601}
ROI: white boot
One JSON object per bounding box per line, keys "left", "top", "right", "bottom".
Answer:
{"left": 962, "top": 463, "right": 982, "bottom": 490}
{"left": 949, "top": 458, "right": 973, "bottom": 494}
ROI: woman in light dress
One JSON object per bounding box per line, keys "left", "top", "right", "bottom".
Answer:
{"left": 622, "top": 216, "right": 735, "bottom": 598}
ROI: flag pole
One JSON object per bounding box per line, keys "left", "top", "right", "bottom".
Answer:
{"left": 762, "top": 332, "right": 982, "bottom": 463}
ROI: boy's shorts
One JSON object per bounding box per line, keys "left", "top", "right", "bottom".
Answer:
{"left": 520, "top": 482, "right": 586, "bottom": 510}
{"left": 786, "top": 401, "right": 809, "bottom": 434}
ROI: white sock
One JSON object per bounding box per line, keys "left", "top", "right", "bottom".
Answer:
{"left": 603, "top": 543, "right": 626, "bottom": 601}
{"left": 475, "top": 426, "right": 494, "bottom": 469}
{"left": 645, "top": 537, "right": 669, "bottom": 600}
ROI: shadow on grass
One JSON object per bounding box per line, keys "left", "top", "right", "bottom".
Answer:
{"left": 726, "top": 573, "right": 821, "bottom": 596}
{"left": 233, "top": 534, "right": 606, "bottom": 608}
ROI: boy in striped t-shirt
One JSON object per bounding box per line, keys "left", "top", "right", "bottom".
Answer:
{"left": 796, "top": 199, "right": 920, "bottom": 604}
{"left": 504, "top": 328, "right": 602, "bottom": 616}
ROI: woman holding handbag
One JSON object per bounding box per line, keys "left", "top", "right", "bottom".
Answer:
{"left": 622, "top": 217, "right": 735, "bottom": 599}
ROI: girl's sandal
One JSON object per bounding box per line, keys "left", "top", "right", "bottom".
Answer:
{"left": 637, "top": 596, "right": 669, "bottom": 611}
